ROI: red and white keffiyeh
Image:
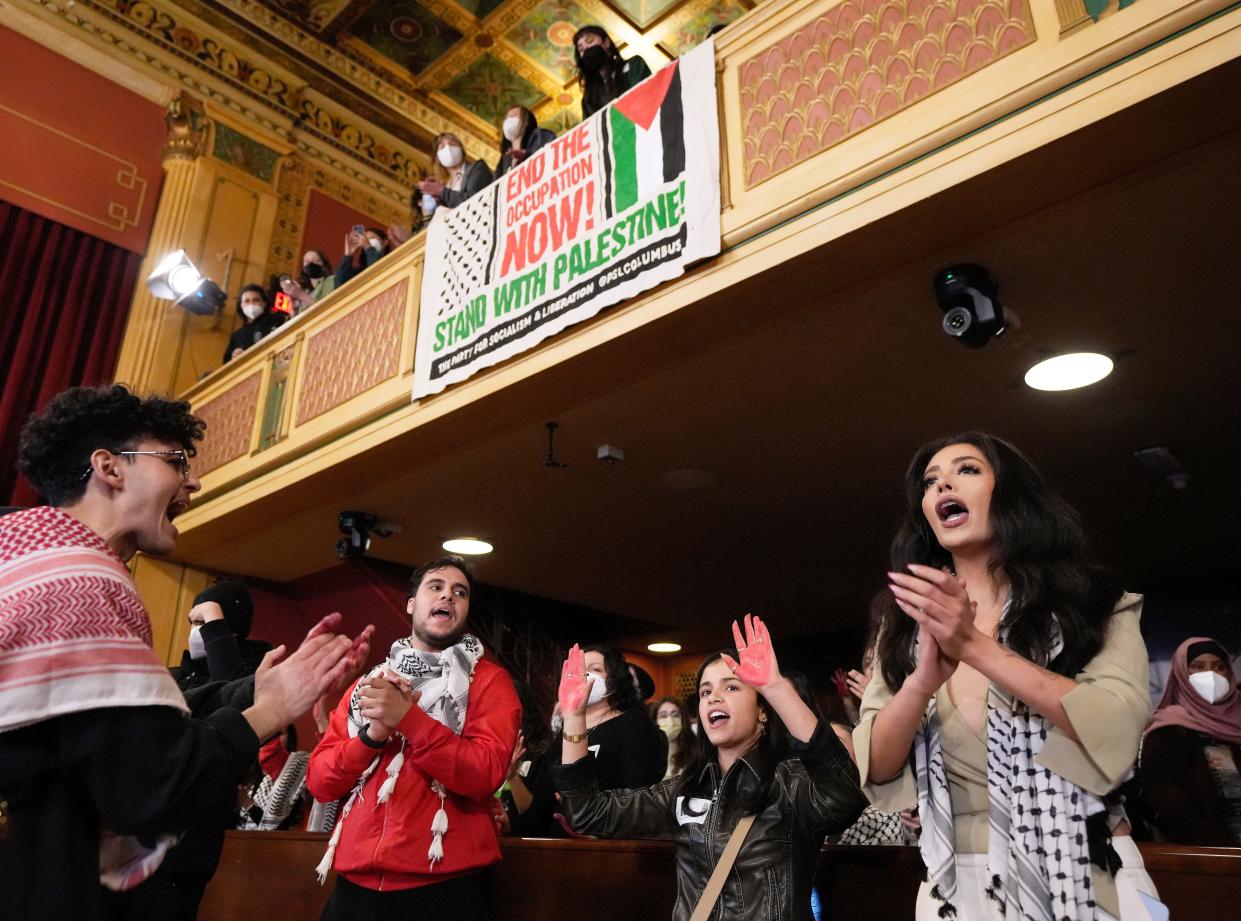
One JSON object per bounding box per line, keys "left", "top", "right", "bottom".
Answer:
{"left": 0, "top": 505, "right": 188, "bottom": 888}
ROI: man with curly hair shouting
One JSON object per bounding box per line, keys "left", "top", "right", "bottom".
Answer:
{"left": 0, "top": 384, "right": 371, "bottom": 921}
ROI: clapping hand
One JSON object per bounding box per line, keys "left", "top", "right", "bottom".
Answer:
{"left": 721, "top": 614, "right": 781, "bottom": 692}
{"left": 888, "top": 564, "right": 979, "bottom": 660}
{"left": 558, "top": 643, "right": 594, "bottom": 717}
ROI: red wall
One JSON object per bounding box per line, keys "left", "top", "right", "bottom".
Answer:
{"left": 0, "top": 26, "right": 164, "bottom": 254}
{"left": 299, "top": 189, "right": 394, "bottom": 267}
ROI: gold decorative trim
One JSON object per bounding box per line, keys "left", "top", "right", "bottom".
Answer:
{"left": 193, "top": 371, "right": 262, "bottom": 475}
{"left": 0, "top": 102, "right": 149, "bottom": 232}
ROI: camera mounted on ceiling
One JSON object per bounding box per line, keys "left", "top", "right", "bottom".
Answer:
{"left": 336, "top": 511, "right": 401, "bottom": 559}
{"left": 934, "top": 263, "right": 1005, "bottom": 349}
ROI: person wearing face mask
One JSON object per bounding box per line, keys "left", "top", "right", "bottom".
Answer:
{"left": 334, "top": 227, "right": 392, "bottom": 289}
{"left": 280, "top": 249, "right": 337, "bottom": 312}
{"left": 169, "top": 581, "right": 271, "bottom": 693}
{"left": 507, "top": 643, "right": 666, "bottom": 837}
{"left": 223, "top": 283, "right": 286, "bottom": 364}
{"left": 650, "top": 696, "right": 692, "bottom": 780}
{"left": 554, "top": 618, "right": 865, "bottom": 921}
{"left": 494, "top": 106, "right": 556, "bottom": 179}
{"left": 415, "top": 132, "right": 493, "bottom": 211}
{"left": 1140, "top": 637, "right": 1241, "bottom": 845}
{"left": 574, "top": 26, "right": 652, "bottom": 120}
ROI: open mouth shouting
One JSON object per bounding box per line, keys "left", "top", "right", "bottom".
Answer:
{"left": 706, "top": 708, "right": 729, "bottom": 729}
{"left": 166, "top": 498, "right": 189, "bottom": 522}
{"left": 429, "top": 603, "right": 455, "bottom": 624}
{"left": 935, "top": 496, "right": 970, "bottom": 528}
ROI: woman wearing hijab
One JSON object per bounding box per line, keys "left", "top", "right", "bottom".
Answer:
{"left": 573, "top": 26, "right": 652, "bottom": 120}
{"left": 494, "top": 106, "right": 556, "bottom": 178}
{"left": 1140, "top": 637, "right": 1241, "bottom": 845}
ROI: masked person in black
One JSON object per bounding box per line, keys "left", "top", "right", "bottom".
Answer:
{"left": 169, "top": 581, "right": 271, "bottom": 693}
{"left": 574, "top": 25, "right": 652, "bottom": 120}
{"left": 495, "top": 105, "right": 557, "bottom": 178}
{"left": 223, "top": 283, "right": 286, "bottom": 364}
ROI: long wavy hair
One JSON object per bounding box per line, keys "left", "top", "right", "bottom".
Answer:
{"left": 650, "top": 695, "right": 694, "bottom": 776}
{"left": 573, "top": 26, "right": 624, "bottom": 114}
{"left": 675, "top": 651, "right": 788, "bottom": 814}
{"left": 875, "top": 432, "right": 1123, "bottom": 691}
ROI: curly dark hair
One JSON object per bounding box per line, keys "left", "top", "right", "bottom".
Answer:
{"left": 874, "top": 431, "right": 1123, "bottom": 691}
{"left": 16, "top": 384, "right": 205, "bottom": 506}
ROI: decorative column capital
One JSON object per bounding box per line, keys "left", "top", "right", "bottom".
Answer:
{"left": 163, "top": 92, "right": 208, "bottom": 163}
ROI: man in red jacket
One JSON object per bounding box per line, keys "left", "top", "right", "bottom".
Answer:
{"left": 308, "top": 556, "right": 521, "bottom": 919}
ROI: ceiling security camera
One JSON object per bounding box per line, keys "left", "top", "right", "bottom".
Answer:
{"left": 336, "top": 510, "right": 378, "bottom": 559}
{"left": 934, "top": 263, "right": 1005, "bottom": 349}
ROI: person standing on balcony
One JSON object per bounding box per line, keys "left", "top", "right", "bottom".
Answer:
{"left": 223, "top": 283, "right": 286, "bottom": 364}
{"left": 574, "top": 26, "right": 652, "bottom": 120}
{"left": 308, "top": 556, "right": 520, "bottom": 921}
{"left": 495, "top": 105, "right": 556, "bottom": 178}
{"left": 416, "top": 133, "right": 493, "bottom": 212}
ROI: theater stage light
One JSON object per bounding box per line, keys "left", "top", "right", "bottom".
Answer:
{"left": 443, "top": 538, "right": 493, "bottom": 555}
{"left": 147, "top": 250, "right": 203, "bottom": 300}
{"left": 1024, "top": 353, "right": 1113, "bottom": 391}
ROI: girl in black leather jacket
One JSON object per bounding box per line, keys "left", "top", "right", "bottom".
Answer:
{"left": 554, "top": 616, "right": 866, "bottom": 921}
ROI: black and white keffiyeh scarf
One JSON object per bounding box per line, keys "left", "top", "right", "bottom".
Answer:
{"left": 315, "top": 634, "right": 482, "bottom": 882}
{"left": 244, "top": 751, "right": 310, "bottom": 831}
{"left": 912, "top": 617, "right": 1107, "bottom": 921}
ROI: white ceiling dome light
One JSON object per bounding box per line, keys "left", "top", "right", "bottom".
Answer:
{"left": 1024, "top": 352, "right": 1114, "bottom": 391}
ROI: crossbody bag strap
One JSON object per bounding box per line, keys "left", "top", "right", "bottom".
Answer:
{"left": 688, "top": 813, "right": 757, "bottom": 921}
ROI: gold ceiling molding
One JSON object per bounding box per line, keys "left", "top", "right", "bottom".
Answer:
{"left": 201, "top": 0, "right": 497, "bottom": 156}
{"left": 163, "top": 91, "right": 209, "bottom": 161}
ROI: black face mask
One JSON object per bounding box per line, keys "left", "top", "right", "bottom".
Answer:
{"left": 580, "top": 45, "right": 608, "bottom": 72}
{"left": 303, "top": 263, "right": 325, "bottom": 280}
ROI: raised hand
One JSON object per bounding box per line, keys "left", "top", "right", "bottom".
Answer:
{"left": 721, "top": 613, "right": 780, "bottom": 691}
{"left": 558, "top": 643, "right": 594, "bottom": 717}
{"left": 845, "top": 668, "right": 870, "bottom": 701}
{"left": 888, "top": 564, "right": 978, "bottom": 660}
{"left": 303, "top": 613, "right": 374, "bottom": 694}
{"left": 831, "top": 667, "right": 850, "bottom": 699}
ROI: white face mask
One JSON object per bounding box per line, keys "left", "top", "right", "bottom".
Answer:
{"left": 437, "top": 144, "right": 463, "bottom": 169}
{"left": 503, "top": 115, "right": 523, "bottom": 142}
{"left": 586, "top": 673, "right": 609, "bottom": 706}
{"left": 240, "top": 300, "right": 264, "bottom": 321}
{"left": 188, "top": 625, "right": 206, "bottom": 660}
{"left": 1189, "top": 670, "right": 1231, "bottom": 704}
{"left": 367, "top": 236, "right": 384, "bottom": 251}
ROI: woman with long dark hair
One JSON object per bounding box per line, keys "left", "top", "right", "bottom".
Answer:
{"left": 856, "top": 432, "right": 1159, "bottom": 920}
{"left": 554, "top": 617, "right": 865, "bottom": 920}
{"left": 223, "top": 283, "right": 286, "bottom": 363}
{"left": 507, "top": 643, "right": 665, "bottom": 836}
{"left": 650, "top": 695, "right": 693, "bottom": 780}
{"left": 573, "top": 26, "right": 652, "bottom": 120}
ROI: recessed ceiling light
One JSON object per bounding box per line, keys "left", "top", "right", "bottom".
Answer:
{"left": 647, "top": 642, "right": 682, "bottom": 653}
{"left": 1024, "top": 352, "right": 1113, "bottom": 391}
{"left": 442, "top": 538, "right": 493, "bottom": 555}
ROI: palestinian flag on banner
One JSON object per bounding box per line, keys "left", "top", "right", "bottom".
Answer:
{"left": 603, "top": 62, "right": 686, "bottom": 217}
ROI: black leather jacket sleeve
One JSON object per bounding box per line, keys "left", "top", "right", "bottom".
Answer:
{"left": 783, "top": 721, "right": 868, "bottom": 835}
{"left": 553, "top": 755, "right": 678, "bottom": 840}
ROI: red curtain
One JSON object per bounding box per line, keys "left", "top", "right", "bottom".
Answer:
{"left": 0, "top": 200, "right": 141, "bottom": 506}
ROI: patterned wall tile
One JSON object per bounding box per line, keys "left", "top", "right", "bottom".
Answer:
{"left": 194, "top": 372, "right": 262, "bottom": 476}
{"left": 738, "top": 0, "right": 1036, "bottom": 188}
{"left": 441, "top": 52, "right": 547, "bottom": 124}
{"left": 349, "top": 1, "right": 465, "bottom": 76}
{"left": 295, "top": 278, "right": 408, "bottom": 424}
{"left": 660, "top": 0, "right": 747, "bottom": 56}
{"left": 505, "top": 0, "right": 596, "bottom": 83}
{"left": 612, "top": 0, "right": 682, "bottom": 29}
{"left": 212, "top": 122, "right": 281, "bottom": 182}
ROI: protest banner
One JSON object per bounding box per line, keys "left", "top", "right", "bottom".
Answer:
{"left": 413, "top": 40, "right": 720, "bottom": 399}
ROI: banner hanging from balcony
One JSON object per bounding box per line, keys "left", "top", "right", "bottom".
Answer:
{"left": 413, "top": 40, "right": 720, "bottom": 399}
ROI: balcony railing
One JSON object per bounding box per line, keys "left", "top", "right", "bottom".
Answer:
{"left": 176, "top": 0, "right": 1237, "bottom": 532}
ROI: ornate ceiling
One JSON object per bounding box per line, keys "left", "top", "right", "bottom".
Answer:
{"left": 223, "top": 0, "right": 753, "bottom": 144}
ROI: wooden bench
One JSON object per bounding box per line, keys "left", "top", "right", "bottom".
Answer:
{"left": 199, "top": 832, "right": 1241, "bottom": 920}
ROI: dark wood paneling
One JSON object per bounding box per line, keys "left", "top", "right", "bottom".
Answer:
{"left": 198, "top": 832, "right": 1241, "bottom": 920}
